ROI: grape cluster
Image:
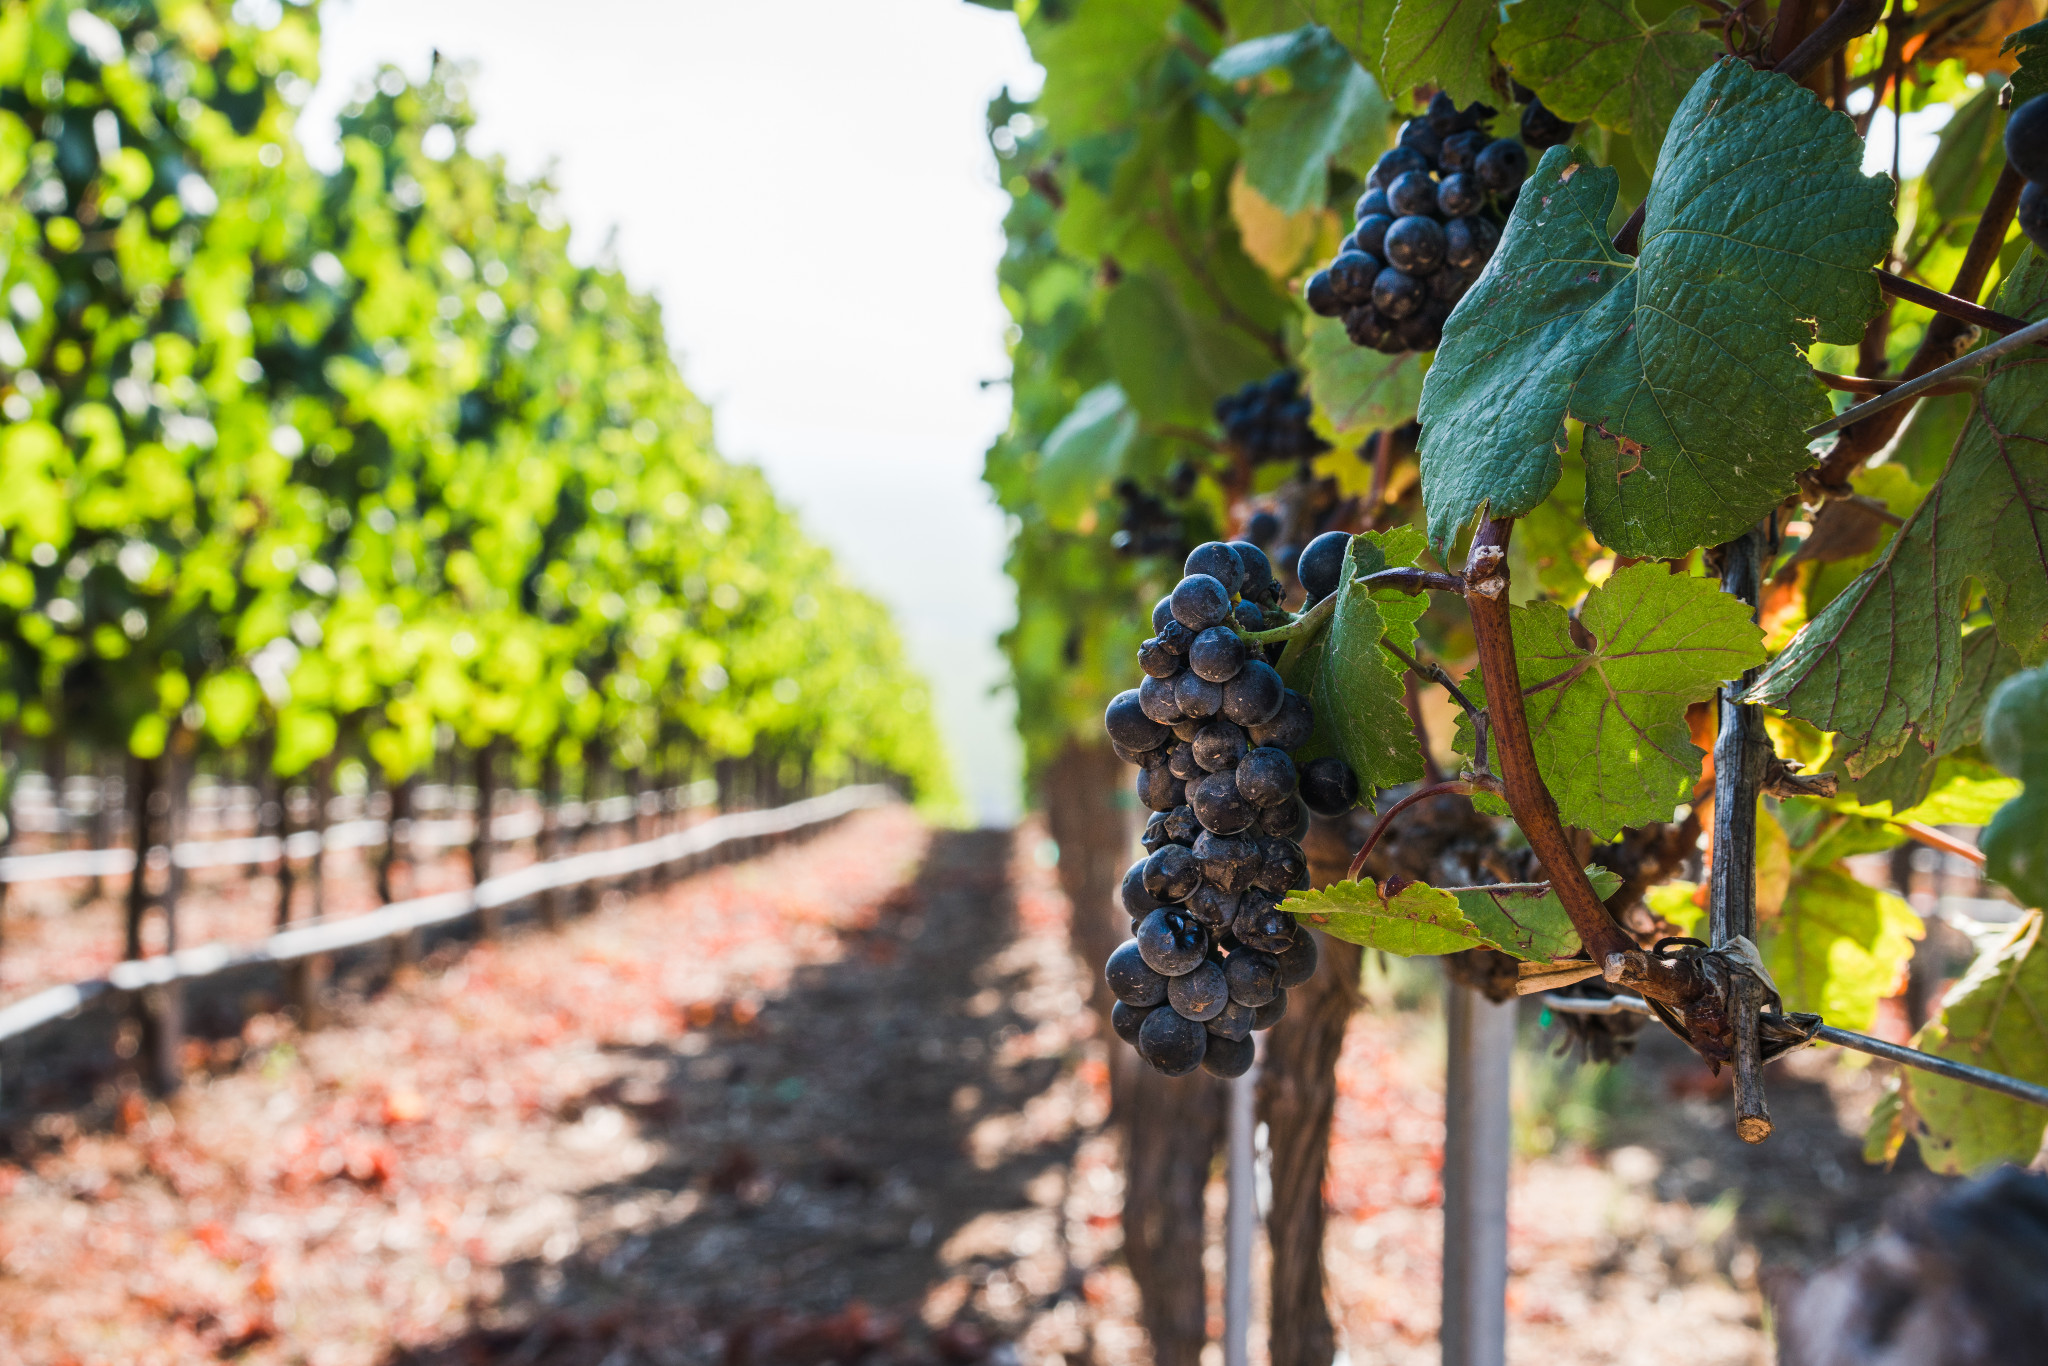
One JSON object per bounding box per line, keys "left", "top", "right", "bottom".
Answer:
{"left": 1303, "top": 93, "right": 1574, "bottom": 355}
{"left": 2007, "top": 94, "right": 2048, "bottom": 252}
{"left": 1111, "top": 459, "right": 1202, "bottom": 558}
{"left": 1215, "top": 371, "right": 1331, "bottom": 466}
{"left": 1101, "top": 540, "right": 1363, "bottom": 1077}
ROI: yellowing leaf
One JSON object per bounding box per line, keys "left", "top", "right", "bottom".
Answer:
{"left": 1284, "top": 876, "right": 1494, "bottom": 955}
{"left": 1761, "top": 865, "right": 1921, "bottom": 1033}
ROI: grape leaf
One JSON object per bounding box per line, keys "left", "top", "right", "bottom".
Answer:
{"left": 1317, "top": 527, "right": 1430, "bottom": 795}
{"left": 1379, "top": 0, "right": 1501, "bottom": 107}
{"left": 1037, "top": 383, "right": 1138, "bottom": 528}
{"left": 1745, "top": 254, "right": 2048, "bottom": 775}
{"left": 1102, "top": 272, "right": 1275, "bottom": 426}
{"left": 1301, "top": 314, "right": 1425, "bottom": 441}
{"left": 1298, "top": 0, "right": 1400, "bottom": 76}
{"left": 1284, "top": 876, "right": 1494, "bottom": 954}
{"left": 1214, "top": 27, "right": 1391, "bottom": 215}
{"left": 2002, "top": 20, "right": 2048, "bottom": 108}
{"left": 1415, "top": 60, "right": 1892, "bottom": 559}
{"left": 1454, "top": 563, "right": 1766, "bottom": 840}
{"left": 1492, "top": 0, "right": 1720, "bottom": 152}
{"left": 1761, "top": 865, "right": 1921, "bottom": 1033}
{"left": 1899, "top": 910, "right": 2048, "bottom": 1174}
{"left": 1028, "top": 0, "right": 1176, "bottom": 141}
{"left": 1454, "top": 865, "right": 1619, "bottom": 961}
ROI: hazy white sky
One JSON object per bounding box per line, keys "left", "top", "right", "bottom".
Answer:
{"left": 303, "top": 0, "right": 1040, "bottom": 825}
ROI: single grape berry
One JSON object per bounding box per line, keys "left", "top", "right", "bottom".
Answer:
{"left": 1439, "top": 128, "right": 1489, "bottom": 172}
{"left": 1274, "top": 931, "right": 1320, "bottom": 988}
{"left": 1304, "top": 269, "right": 1342, "bottom": 317}
{"left": 1473, "top": 138, "right": 1529, "bottom": 193}
{"left": 1174, "top": 671, "right": 1224, "bottom": 720}
{"left": 1236, "top": 746, "right": 1298, "bottom": 808}
{"left": 1221, "top": 660, "right": 1285, "bottom": 726}
{"left": 1143, "top": 843, "right": 1201, "bottom": 902}
{"left": 1137, "top": 764, "right": 1182, "bottom": 812}
{"left": 1171, "top": 716, "right": 1204, "bottom": 743}
{"left": 1252, "top": 992, "right": 1289, "bottom": 1031}
{"left": 1520, "top": 98, "right": 1575, "bottom": 150}
{"left": 1207, "top": 998, "right": 1255, "bottom": 1041}
{"left": 1187, "top": 881, "right": 1241, "bottom": 928}
{"left": 1298, "top": 530, "right": 1351, "bottom": 603}
{"left": 1399, "top": 305, "right": 1446, "bottom": 354}
{"left": 1350, "top": 215, "right": 1392, "bottom": 259}
{"left": 1201, "top": 1031, "right": 1255, "bottom": 1078}
{"left": 1369, "top": 145, "right": 1429, "bottom": 188}
{"left": 1194, "top": 830, "right": 1258, "bottom": 890}
{"left": 1249, "top": 689, "right": 1314, "bottom": 750}
{"left": 1138, "top": 637, "right": 1180, "bottom": 679}
{"left": 1327, "top": 250, "right": 1380, "bottom": 307}
{"left": 1229, "top": 541, "right": 1278, "bottom": 603}
{"left": 1155, "top": 618, "right": 1194, "bottom": 655}
{"left": 1112, "top": 1000, "right": 1153, "bottom": 1045}
{"left": 1396, "top": 119, "right": 1443, "bottom": 164}
{"left": 1189, "top": 626, "right": 1248, "bottom": 684}
{"left": 1243, "top": 511, "right": 1281, "bottom": 549}
{"left": 1152, "top": 595, "right": 1176, "bottom": 633}
{"left": 1137, "top": 1004, "right": 1208, "bottom": 1075}
{"left": 1231, "top": 600, "right": 1263, "bottom": 633}
{"left": 1251, "top": 836, "right": 1307, "bottom": 894}
{"left": 1225, "top": 950, "right": 1280, "bottom": 1007}
{"left": 1372, "top": 266, "right": 1424, "bottom": 321}
{"left": 1167, "top": 741, "right": 1200, "bottom": 781}
{"left": 1111, "top": 737, "right": 1156, "bottom": 767}
{"left": 1168, "top": 961, "right": 1230, "bottom": 1021}
{"left": 1138, "top": 672, "right": 1183, "bottom": 725}
{"left": 1192, "top": 769, "right": 1255, "bottom": 836}
{"left": 1382, "top": 216, "right": 1446, "bottom": 274}
{"left": 1184, "top": 542, "right": 1246, "bottom": 596}
{"left": 2021, "top": 180, "right": 2048, "bottom": 255}
{"left": 1164, "top": 805, "right": 1200, "bottom": 845}
{"left": 1386, "top": 170, "right": 1439, "bottom": 218}
{"left": 1344, "top": 305, "right": 1392, "bottom": 350}
{"left": 1122, "top": 858, "right": 1163, "bottom": 917}
{"left": 1107, "top": 939, "right": 1170, "bottom": 1007}
{"left": 1444, "top": 215, "right": 1500, "bottom": 272}
{"left": 1426, "top": 90, "right": 1464, "bottom": 135}
{"left": 1136, "top": 908, "right": 1208, "bottom": 976}
{"left": 1192, "top": 717, "right": 1249, "bottom": 772}
{"left": 2007, "top": 94, "right": 2048, "bottom": 184}
{"left": 1299, "top": 755, "right": 1361, "bottom": 815}
{"left": 1436, "top": 172, "right": 1483, "bottom": 218}
{"left": 1141, "top": 812, "right": 1169, "bottom": 851}
{"left": 1256, "top": 795, "right": 1309, "bottom": 840}
{"left": 1105, "top": 689, "right": 1167, "bottom": 752}
{"left": 1171, "top": 574, "right": 1233, "bottom": 631}
{"left": 1352, "top": 186, "right": 1391, "bottom": 221}
{"left": 1233, "top": 898, "right": 1296, "bottom": 953}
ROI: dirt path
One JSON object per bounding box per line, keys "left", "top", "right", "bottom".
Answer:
{"left": 0, "top": 808, "right": 1926, "bottom": 1366}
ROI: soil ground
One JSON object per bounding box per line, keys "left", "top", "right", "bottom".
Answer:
{"left": 0, "top": 809, "right": 1936, "bottom": 1366}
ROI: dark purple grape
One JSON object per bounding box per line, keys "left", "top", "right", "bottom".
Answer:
{"left": 1299, "top": 755, "right": 1360, "bottom": 814}
{"left": 1171, "top": 717, "right": 1204, "bottom": 743}
{"left": 1398, "top": 306, "right": 1444, "bottom": 353}
{"left": 1207, "top": 998, "right": 1255, "bottom": 1041}
{"left": 1304, "top": 269, "right": 1342, "bottom": 317}
{"left": 2013, "top": 97, "right": 2048, "bottom": 182}
{"left": 1174, "top": 671, "right": 1223, "bottom": 720}
{"left": 1274, "top": 931, "right": 1319, "bottom": 988}
{"left": 1382, "top": 216, "right": 1446, "bottom": 274}
{"left": 1369, "top": 146, "right": 1428, "bottom": 188}
{"left": 1155, "top": 618, "right": 1194, "bottom": 655}
{"left": 1444, "top": 215, "right": 1499, "bottom": 271}
{"left": 1136, "top": 908, "right": 1208, "bottom": 976}
{"left": 1230, "top": 541, "right": 1277, "bottom": 603}
{"left": 1141, "top": 812, "right": 1170, "bottom": 852}
{"left": 1221, "top": 660, "right": 1285, "bottom": 726}
{"left": 1372, "top": 267, "right": 1423, "bottom": 320}
{"left": 1352, "top": 186, "right": 1391, "bottom": 221}
{"left": 1428, "top": 267, "right": 1469, "bottom": 303}
{"left": 1225, "top": 950, "right": 1279, "bottom": 1007}
{"left": 1236, "top": 747, "right": 1298, "bottom": 808}
{"left": 1192, "top": 718, "right": 1249, "bottom": 773}
{"left": 1520, "top": 99, "right": 1575, "bottom": 151}
{"left": 1439, "top": 128, "right": 1489, "bottom": 172}
{"left": 1184, "top": 542, "right": 1245, "bottom": 596}
{"left": 1122, "top": 859, "right": 1163, "bottom": 917}
{"left": 1137, "top": 763, "right": 1182, "bottom": 812}
{"left": 1232, "top": 600, "right": 1264, "bottom": 633}
{"left": 1351, "top": 214, "right": 1392, "bottom": 258}
{"left": 1194, "top": 830, "right": 1258, "bottom": 890}
{"left": 1426, "top": 91, "right": 1463, "bottom": 136}
{"left": 1168, "top": 961, "right": 1229, "bottom": 1021}
{"left": 1171, "top": 573, "right": 1232, "bottom": 631}
{"left": 1251, "top": 836, "right": 1307, "bottom": 894}
{"left": 1249, "top": 690, "right": 1313, "bottom": 751}
{"left": 1111, "top": 736, "right": 1155, "bottom": 767}
{"left": 1474, "top": 138, "right": 1529, "bottom": 193}
{"left": 1327, "top": 250, "right": 1380, "bottom": 307}
{"left": 1139, "top": 637, "right": 1182, "bottom": 679}
{"left": 1387, "top": 170, "right": 1439, "bottom": 218}
{"left": 1112, "top": 1000, "right": 1153, "bottom": 1045}
{"left": 2022, "top": 181, "right": 2048, "bottom": 254}
{"left": 1164, "top": 804, "right": 1200, "bottom": 845}
{"left": 1192, "top": 769, "right": 1254, "bottom": 836}
{"left": 1144, "top": 843, "right": 1201, "bottom": 901}
{"left": 1107, "top": 939, "right": 1170, "bottom": 1006}
{"left": 1436, "top": 172, "right": 1483, "bottom": 218}
{"left": 1105, "top": 689, "right": 1167, "bottom": 751}
{"left": 1167, "top": 741, "right": 1200, "bottom": 781}
{"left": 1201, "top": 1031, "right": 1254, "bottom": 1078}
{"left": 1396, "top": 119, "right": 1443, "bottom": 164}
{"left": 1344, "top": 305, "right": 1392, "bottom": 350}
{"left": 1187, "top": 881, "right": 1241, "bottom": 928}
{"left": 1138, "top": 672, "right": 1183, "bottom": 725}
{"left": 1152, "top": 595, "right": 1175, "bottom": 632}
{"left": 1298, "top": 530, "right": 1350, "bottom": 603}
{"left": 1256, "top": 796, "right": 1309, "bottom": 840}
{"left": 1233, "top": 896, "right": 1296, "bottom": 952}
{"left": 1137, "top": 1005, "right": 1208, "bottom": 1075}
{"left": 1252, "top": 991, "right": 1289, "bottom": 1031}
{"left": 1189, "top": 626, "right": 1248, "bottom": 684}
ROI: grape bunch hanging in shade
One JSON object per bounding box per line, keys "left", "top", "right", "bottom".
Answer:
{"left": 2009, "top": 92, "right": 2048, "bottom": 250}
{"left": 1304, "top": 93, "right": 1575, "bottom": 355}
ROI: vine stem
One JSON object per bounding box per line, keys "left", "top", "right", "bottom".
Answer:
{"left": 1897, "top": 820, "right": 1985, "bottom": 866}
{"left": 1239, "top": 569, "right": 1465, "bottom": 644}
{"left": 1345, "top": 779, "right": 1489, "bottom": 882}
{"left": 1876, "top": 269, "right": 2030, "bottom": 335}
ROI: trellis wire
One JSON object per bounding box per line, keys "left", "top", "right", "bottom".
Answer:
{"left": 1806, "top": 314, "right": 2048, "bottom": 436}
{"left": 1541, "top": 993, "right": 2048, "bottom": 1109}
{"left": 0, "top": 785, "right": 894, "bottom": 1047}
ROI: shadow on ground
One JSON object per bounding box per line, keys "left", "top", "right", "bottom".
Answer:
{"left": 388, "top": 828, "right": 1101, "bottom": 1366}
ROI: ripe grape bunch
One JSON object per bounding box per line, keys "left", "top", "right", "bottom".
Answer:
{"left": 1101, "top": 539, "right": 1362, "bottom": 1079}
{"left": 1303, "top": 92, "right": 1574, "bottom": 355}
{"left": 2007, "top": 93, "right": 2048, "bottom": 253}
{"left": 1214, "top": 370, "right": 1331, "bottom": 466}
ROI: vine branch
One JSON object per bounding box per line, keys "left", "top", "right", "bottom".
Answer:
{"left": 1876, "top": 269, "right": 2030, "bottom": 335}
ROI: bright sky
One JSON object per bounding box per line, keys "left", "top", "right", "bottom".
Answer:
{"left": 302, "top": 0, "right": 1041, "bottom": 826}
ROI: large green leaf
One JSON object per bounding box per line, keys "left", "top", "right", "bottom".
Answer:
{"left": 1102, "top": 272, "right": 1275, "bottom": 426}
{"left": 1284, "top": 876, "right": 1494, "bottom": 954}
{"left": 1027, "top": 0, "right": 1176, "bottom": 142}
{"left": 1215, "top": 27, "right": 1392, "bottom": 214}
{"left": 2003, "top": 20, "right": 2048, "bottom": 107}
{"left": 1746, "top": 255, "right": 2048, "bottom": 775}
{"left": 1492, "top": 0, "right": 1719, "bottom": 152}
{"left": 1301, "top": 314, "right": 1426, "bottom": 440}
{"left": 1454, "top": 563, "right": 1766, "bottom": 839}
{"left": 1299, "top": 0, "right": 1400, "bottom": 76}
{"left": 1318, "top": 526, "right": 1430, "bottom": 794}
{"left": 1902, "top": 910, "right": 2048, "bottom": 1174}
{"left": 1415, "top": 60, "right": 1892, "bottom": 558}
{"left": 1762, "top": 865, "right": 1920, "bottom": 1033}
{"left": 1454, "top": 865, "right": 1619, "bottom": 961}
{"left": 1038, "top": 383, "right": 1139, "bottom": 529}
{"left": 1380, "top": 0, "right": 1501, "bottom": 106}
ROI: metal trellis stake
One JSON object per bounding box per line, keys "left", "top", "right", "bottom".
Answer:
{"left": 1441, "top": 980, "right": 1514, "bottom": 1366}
{"left": 1224, "top": 1034, "right": 1261, "bottom": 1366}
